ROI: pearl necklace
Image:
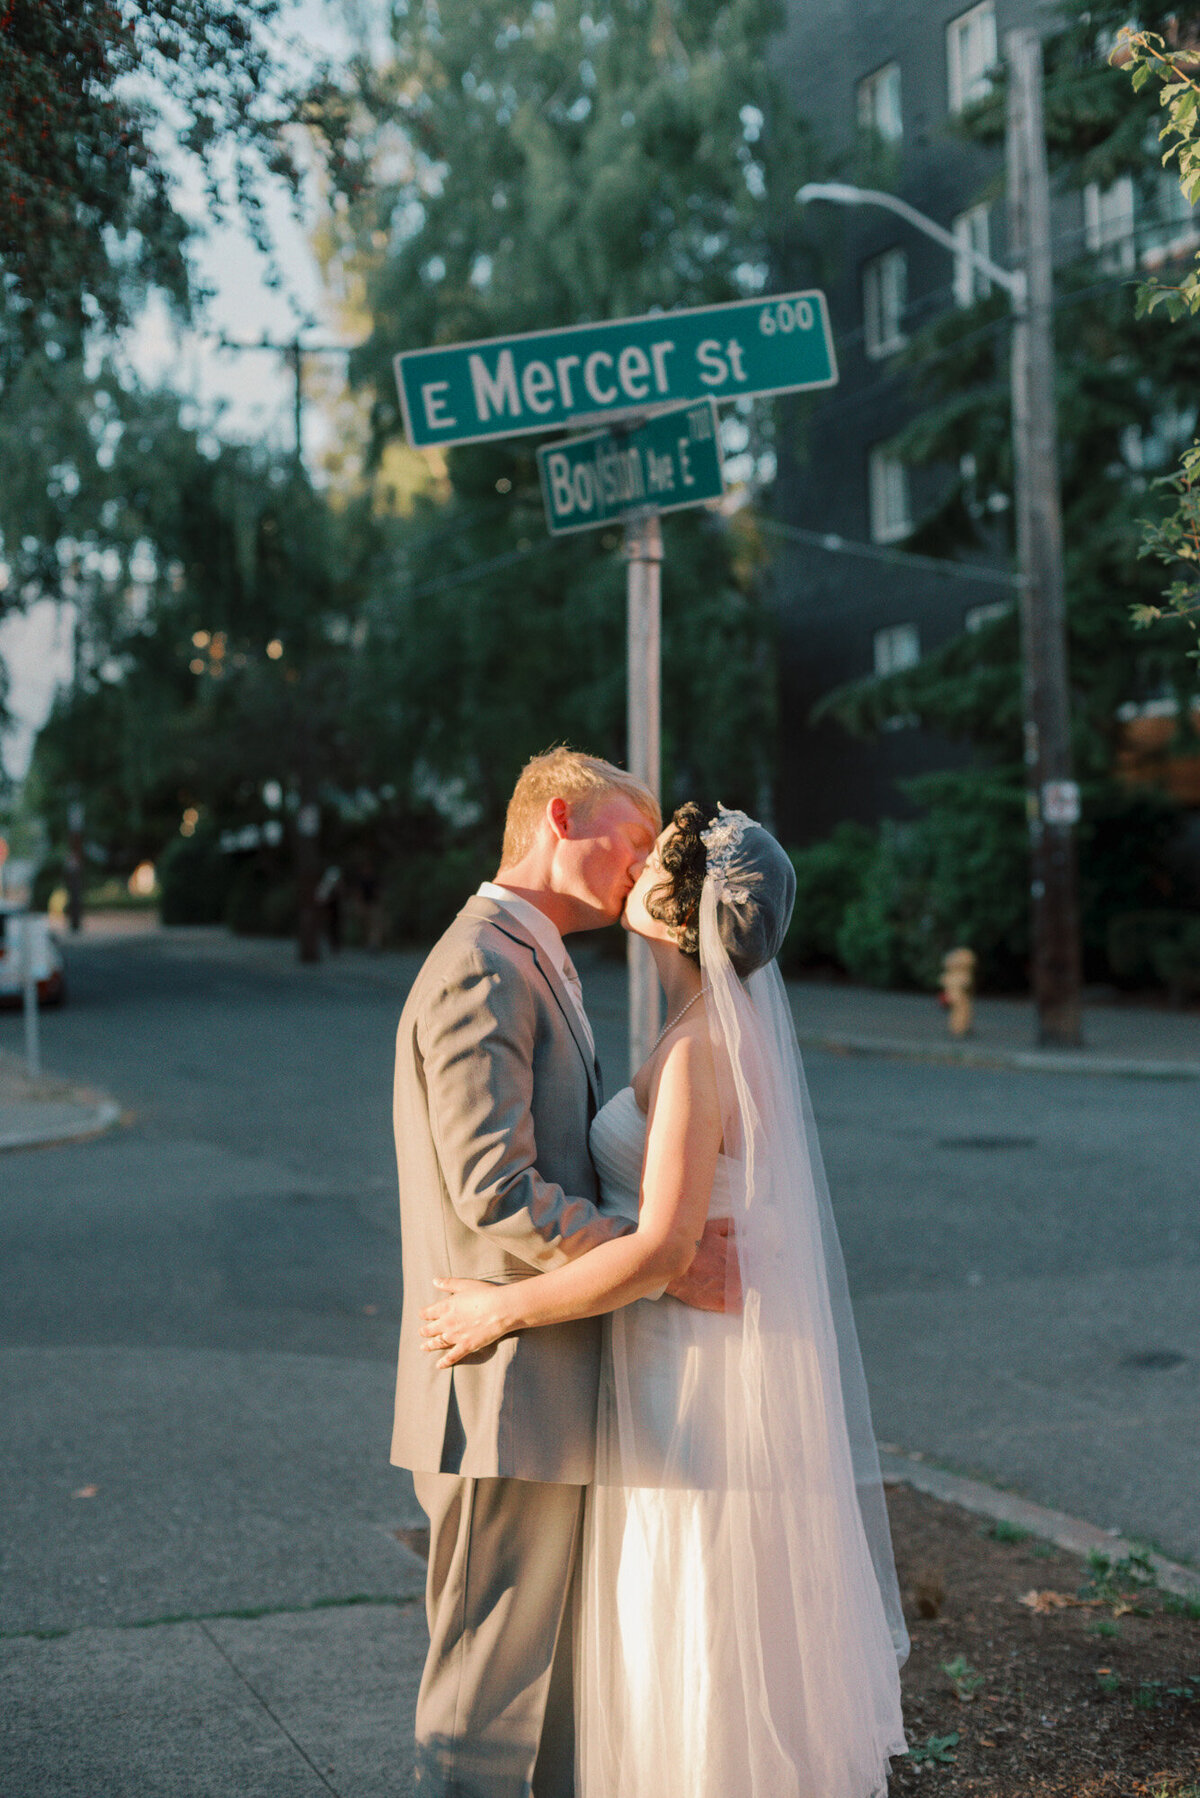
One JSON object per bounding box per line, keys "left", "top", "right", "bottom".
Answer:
{"left": 650, "top": 986, "right": 708, "bottom": 1055}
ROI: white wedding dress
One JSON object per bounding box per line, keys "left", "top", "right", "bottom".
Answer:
{"left": 577, "top": 1082, "right": 908, "bottom": 1798}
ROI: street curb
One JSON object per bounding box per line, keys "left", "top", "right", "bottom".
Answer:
{"left": 795, "top": 1032, "right": 1200, "bottom": 1080}
{"left": 878, "top": 1451, "right": 1200, "bottom": 1599}
{"left": 0, "top": 1099, "right": 122, "bottom": 1153}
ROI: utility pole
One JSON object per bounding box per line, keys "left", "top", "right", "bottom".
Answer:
{"left": 625, "top": 512, "right": 663, "bottom": 1075}
{"left": 65, "top": 796, "right": 85, "bottom": 934}
{"left": 287, "top": 337, "right": 304, "bottom": 469}
{"left": 1006, "top": 29, "right": 1083, "bottom": 1047}
{"left": 215, "top": 333, "right": 354, "bottom": 963}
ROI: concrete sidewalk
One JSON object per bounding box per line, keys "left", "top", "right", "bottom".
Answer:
{"left": 5, "top": 1456, "right": 1196, "bottom": 1798}
{"left": 781, "top": 976, "right": 1200, "bottom": 1078}
{"left": 1, "top": 1582, "right": 429, "bottom": 1798}
{"left": 0, "top": 1048, "right": 120, "bottom": 1151}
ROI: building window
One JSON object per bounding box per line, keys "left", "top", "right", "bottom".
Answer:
{"left": 1084, "top": 176, "right": 1135, "bottom": 272}
{"left": 1139, "top": 166, "right": 1200, "bottom": 269}
{"left": 952, "top": 203, "right": 992, "bottom": 307}
{"left": 874, "top": 622, "right": 921, "bottom": 676}
{"left": 863, "top": 248, "right": 908, "bottom": 357}
{"left": 857, "top": 62, "right": 902, "bottom": 144}
{"left": 1121, "top": 406, "right": 1197, "bottom": 476}
{"left": 868, "top": 445, "right": 912, "bottom": 543}
{"left": 947, "top": 2, "right": 997, "bottom": 115}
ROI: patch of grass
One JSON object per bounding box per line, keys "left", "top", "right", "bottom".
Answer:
{"left": 1087, "top": 1617, "right": 1121, "bottom": 1639}
{"left": 980, "top": 1518, "right": 1029, "bottom": 1544}
{"left": 1083, "top": 1545, "right": 1157, "bottom": 1606}
{"left": 1096, "top": 1669, "right": 1123, "bottom": 1696}
{"left": 908, "top": 1732, "right": 960, "bottom": 1765}
{"left": 941, "top": 1654, "right": 986, "bottom": 1701}
{"left": 1131, "top": 1675, "right": 1200, "bottom": 1710}
{"left": 1163, "top": 1592, "right": 1200, "bottom": 1620}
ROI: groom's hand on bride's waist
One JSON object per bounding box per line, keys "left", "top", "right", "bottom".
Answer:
{"left": 665, "top": 1217, "right": 741, "bottom": 1314}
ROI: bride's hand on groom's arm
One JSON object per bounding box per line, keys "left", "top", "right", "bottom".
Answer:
{"left": 665, "top": 1217, "right": 742, "bottom": 1314}
{"left": 419, "top": 1279, "right": 518, "bottom": 1368}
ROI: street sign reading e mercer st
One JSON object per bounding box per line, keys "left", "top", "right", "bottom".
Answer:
{"left": 537, "top": 400, "right": 723, "bottom": 536}
{"left": 394, "top": 291, "right": 836, "bottom": 450}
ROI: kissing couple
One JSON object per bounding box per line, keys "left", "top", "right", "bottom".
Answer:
{"left": 390, "top": 747, "right": 909, "bottom": 1798}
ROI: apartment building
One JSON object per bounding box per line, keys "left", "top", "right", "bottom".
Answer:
{"left": 770, "top": 0, "right": 1197, "bottom": 843}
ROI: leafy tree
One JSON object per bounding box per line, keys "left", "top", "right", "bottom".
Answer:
{"left": 0, "top": 1, "right": 359, "bottom": 853}
{"left": 1115, "top": 26, "right": 1200, "bottom": 650}
{"left": 26, "top": 396, "right": 384, "bottom": 908}
{"left": 313, "top": 0, "right": 817, "bottom": 839}
{"left": 0, "top": 0, "right": 351, "bottom": 357}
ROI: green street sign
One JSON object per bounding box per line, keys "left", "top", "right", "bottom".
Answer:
{"left": 395, "top": 291, "right": 836, "bottom": 449}
{"left": 537, "top": 400, "right": 724, "bottom": 536}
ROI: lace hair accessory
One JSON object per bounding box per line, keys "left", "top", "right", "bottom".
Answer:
{"left": 701, "top": 805, "right": 796, "bottom": 978}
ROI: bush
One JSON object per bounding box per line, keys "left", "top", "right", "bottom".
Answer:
{"left": 780, "top": 823, "right": 875, "bottom": 973}
{"left": 158, "top": 830, "right": 233, "bottom": 925}
{"left": 1107, "top": 910, "right": 1199, "bottom": 991}
{"left": 835, "top": 776, "right": 1030, "bottom": 991}
{"left": 1153, "top": 918, "right": 1200, "bottom": 1002}
{"left": 1078, "top": 792, "right": 1190, "bottom": 982}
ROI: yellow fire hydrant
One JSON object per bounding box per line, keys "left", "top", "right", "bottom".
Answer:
{"left": 939, "top": 946, "right": 976, "bottom": 1038}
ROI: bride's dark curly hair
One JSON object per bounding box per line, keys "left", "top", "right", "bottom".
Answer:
{"left": 644, "top": 801, "right": 709, "bottom": 965}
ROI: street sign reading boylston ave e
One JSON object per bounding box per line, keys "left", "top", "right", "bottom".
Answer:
{"left": 537, "top": 400, "right": 724, "bottom": 536}
{"left": 394, "top": 292, "right": 837, "bottom": 450}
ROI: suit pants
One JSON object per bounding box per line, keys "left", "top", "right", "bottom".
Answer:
{"left": 412, "top": 1471, "right": 586, "bottom": 1798}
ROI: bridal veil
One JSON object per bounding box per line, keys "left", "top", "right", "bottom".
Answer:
{"left": 578, "top": 807, "right": 908, "bottom": 1798}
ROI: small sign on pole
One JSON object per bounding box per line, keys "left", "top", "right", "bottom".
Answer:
{"left": 537, "top": 400, "right": 723, "bottom": 536}
{"left": 18, "top": 912, "right": 41, "bottom": 1080}
{"left": 1040, "top": 780, "right": 1080, "bottom": 827}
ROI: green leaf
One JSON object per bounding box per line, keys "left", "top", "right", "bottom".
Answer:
{"left": 1132, "top": 62, "right": 1151, "bottom": 92}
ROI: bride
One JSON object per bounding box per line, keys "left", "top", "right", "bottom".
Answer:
{"left": 420, "top": 803, "right": 909, "bottom": 1796}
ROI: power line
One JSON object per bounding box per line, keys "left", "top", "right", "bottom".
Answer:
{"left": 408, "top": 536, "right": 556, "bottom": 600}
{"left": 758, "top": 517, "right": 1021, "bottom": 588}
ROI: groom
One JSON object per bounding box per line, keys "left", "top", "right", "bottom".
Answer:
{"left": 391, "top": 748, "right": 733, "bottom": 1797}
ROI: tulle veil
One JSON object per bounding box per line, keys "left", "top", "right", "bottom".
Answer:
{"left": 577, "top": 807, "right": 908, "bottom": 1798}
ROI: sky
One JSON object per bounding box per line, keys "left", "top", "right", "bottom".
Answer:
{"left": 0, "top": 0, "right": 354, "bottom": 780}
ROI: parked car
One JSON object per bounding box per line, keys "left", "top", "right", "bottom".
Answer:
{"left": 0, "top": 906, "right": 66, "bottom": 1007}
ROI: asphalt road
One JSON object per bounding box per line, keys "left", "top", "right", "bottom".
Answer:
{"left": 1, "top": 927, "right": 1196, "bottom": 1648}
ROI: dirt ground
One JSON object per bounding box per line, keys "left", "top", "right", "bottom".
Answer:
{"left": 885, "top": 1481, "right": 1200, "bottom": 1796}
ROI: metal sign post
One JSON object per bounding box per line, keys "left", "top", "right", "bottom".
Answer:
{"left": 19, "top": 912, "right": 41, "bottom": 1080}
{"left": 624, "top": 514, "right": 663, "bottom": 1075}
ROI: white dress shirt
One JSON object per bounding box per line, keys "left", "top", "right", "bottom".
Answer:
{"left": 477, "top": 882, "right": 596, "bottom": 1057}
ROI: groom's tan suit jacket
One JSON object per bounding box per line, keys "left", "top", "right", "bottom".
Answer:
{"left": 390, "top": 894, "right": 630, "bottom": 1485}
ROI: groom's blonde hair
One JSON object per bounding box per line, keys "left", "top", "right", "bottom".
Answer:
{"left": 501, "top": 747, "right": 660, "bottom": 866}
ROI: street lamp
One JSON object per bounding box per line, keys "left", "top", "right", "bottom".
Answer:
{"left": 796, "top": 182, "right": 1026, "bottom": 303}
{"left": 796, "top": 30, "right": 1083, "bottom": 1049}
